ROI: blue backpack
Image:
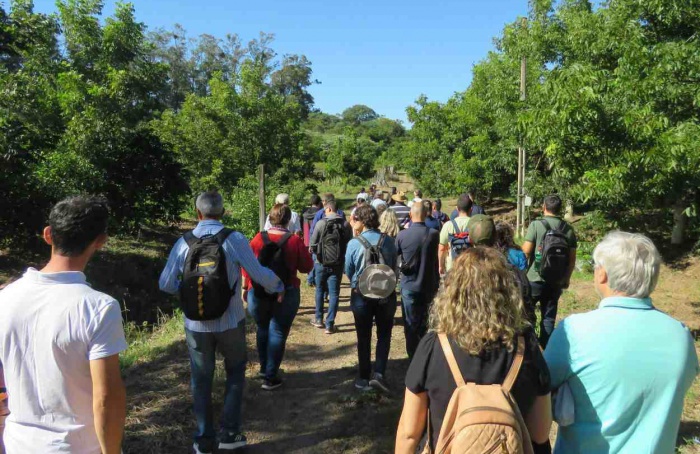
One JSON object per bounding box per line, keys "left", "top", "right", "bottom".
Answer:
{"left": 448, "top": 220, "right": 471, "bottom": 260}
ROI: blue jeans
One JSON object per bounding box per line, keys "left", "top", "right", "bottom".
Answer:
{"left": 530, "top": 281, "right": 563, "bottom": 348}
{"left": 350, "top": 291, "right": 397, "bottom": 380}
{"left": 401, "top": 289, "right": 433, "bottom": 359}
{"left": 314, "top": 263, "right": 342, "bottom": 328}
{"left": 185, "top": 321, "right": 247, "bottom": 445}
{"left": 307, "top": 255, "right": 317, "bottom": 285}
{"left": 247, "top": 287, "right": 300, "bottom": 379}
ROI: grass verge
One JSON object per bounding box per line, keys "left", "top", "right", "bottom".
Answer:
{"left": 120, "top": 310, "right": 184, "bottom": 369}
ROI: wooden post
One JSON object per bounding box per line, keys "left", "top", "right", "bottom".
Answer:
{"left": 516, "top": 146, "right": 523, "bottom": 237}
{"left": 258, "top": 164, "right": 265, "bottom": 232}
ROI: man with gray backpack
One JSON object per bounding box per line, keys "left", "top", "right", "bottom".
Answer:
{"left": 309, "top": 199, "right": 352, "bottom": 333}
{"left": 345, "top": 205, "right": 398, "bottom": 394}
{"left": 522, "top": 195, "right": 578, "bottom": 348}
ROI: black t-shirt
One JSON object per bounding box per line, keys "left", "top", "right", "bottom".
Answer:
{"left": 405, "top": 330, "right": 551, "bottom": 451}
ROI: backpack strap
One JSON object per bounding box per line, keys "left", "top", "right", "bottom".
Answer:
{"left": 502, "top": 336, "right": 525, "bottom": 393}
{"left": 451, "top": 219, "right": 460, "bottom": 235}
{"left": 438, "top": 333, "right": 466, "bottom": 387}
{"left": 540, "top": 218, "right": 553, "bottom": 232}
{"left": 356, "top": 234, "right": 372, "bottom": 251}
{"left": 213, "top": 228, "right": 234, "bottom": 246}
{"left": 277, "top": 232, "right": 293, "bottom": 247}
{"left": 183, "top": 231, "right": 198, "bottom": 247}
{"left": 261, "top": 231, "right": 271, "bottom": 245}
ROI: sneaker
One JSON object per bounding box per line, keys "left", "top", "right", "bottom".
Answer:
{"left": 310, "top": 318, "right": 324, "bottom": 329}
{"left": 354, "top": 378, "right": 371, "bottom": 392}
{"left": 369, "top": 373, "right": 391, "bottom": 394}
{"left": 324, "top": 324, "right": 338, "bottom": 334}
{"left": 218, "top": 432, "right": 247, "bottom": 450}
{"left": 261, "top": 377, "right": 283, "bottom": 391}
{"left": 193, "top": 441, "right": 214, "bottom": 454}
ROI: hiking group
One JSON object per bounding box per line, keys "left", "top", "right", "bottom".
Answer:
{"left": 0, "top": 188, "right": 697, "bottom": 454}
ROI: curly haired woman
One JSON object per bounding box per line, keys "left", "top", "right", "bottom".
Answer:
{"left": 395, "top": 247, "right": 552, "bottom": 454}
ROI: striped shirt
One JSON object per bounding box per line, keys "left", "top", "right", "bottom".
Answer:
{"left": 390, "top": 203, "right": 411, "bottom": 226}
{"left": 159, "top": 220, "right": 283, "bottom": 332}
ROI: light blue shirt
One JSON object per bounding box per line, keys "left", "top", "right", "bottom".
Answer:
{"left": 344, "top": 229, "right": 397, "bottom": 289}
{"left": 544, "top": 296, "right": 699, "bottom": 454}
{"left": 158, "top": 220, "right": 283, "bottom": 332}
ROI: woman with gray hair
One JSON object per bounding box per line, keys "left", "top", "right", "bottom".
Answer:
{"left": 544, "top": 231, "right": 699, "bottom": 454}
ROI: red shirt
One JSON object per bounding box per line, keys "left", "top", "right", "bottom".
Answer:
{"left": 243, "top": 229, "right": 314, "bottom": 290}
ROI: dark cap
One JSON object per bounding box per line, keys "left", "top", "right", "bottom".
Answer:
{"left": 467, "top": 214, "right": 495, "bottom": 246}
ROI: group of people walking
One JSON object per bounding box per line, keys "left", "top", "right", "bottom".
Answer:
{"left": 0, "top": 188, "right": 697, "bottom": 454}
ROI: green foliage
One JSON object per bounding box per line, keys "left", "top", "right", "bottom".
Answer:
{"left": 325, "top": 131, "right": 377, "bottom": 191}
{"left": 341, "top": 104, "right": 378, "bottom": 124}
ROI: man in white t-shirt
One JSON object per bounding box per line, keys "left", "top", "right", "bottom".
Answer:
{"left": 264, "top": 193, "right": 301, "bottom": 234}
{"left": 0, "top": 196, "right": 127, "bottom": 454}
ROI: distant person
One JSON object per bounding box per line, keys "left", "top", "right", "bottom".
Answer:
{"left": 265, "top": 193, "right": 301, "bottom": 234}
{"left": 379, "top": 208, "right": 400, "bottom": 239}
{"left": 160, "top": 191, "right": 284, "bottom": 454}
{"left": 395, "top": 247, "right": 552, "bottom": 454}
{"left": 302, "top": 194, "right": 323, "bottom": 249}
{"left": 345, "top": 205, "right": 398, "bottom": 393}
{"left": 522, "top": 195, "right": 577, "bottom": 347}
{"left": 0, "top": 196, "right": 128, "bottom": 454}
{"left": 376, "top": 203, "right": 388, "bottom": 218}
{"left": 496, "top": 221, "right": 527, "bottom": 271}
{"left": 309, "top": 193, "right": 346, "bottom": 238}
{"left": 450, "top": 190, "right": 485, "bottom": 219}
{"left": 545, "top": 232, "right": 699, "bottom": 453}
{"left": 357, "top": 187, "right": 369, "bottom": 202}
{"left": 390, "top": 192, "right": 411, "bottom": 227}
{"left": 431, "top": 198, "right": 449, "bottom": 228}
{"left": 401, "top": 200, "right": 440, "bottom": 231}
{"left": 407, "top": 189, "right": 422, "bottom": 208}
{"left": 438, "top": 194, "right": 472, "bottom": 275}
{"left": 391, "top": 186, "right": 398, "bottom": 196}
{"left": 371, "top": 191, "right": 387, "bottom": 210}
{"left": 244, "top": 204, "right": 313, "bottom": 390}
{"left": 302, "top": 194, "right": 323, "bottom": 287}
{"left": 396, "top": 202, "right": 440, "bottom": 358}
{"left": 351, "top": 194, "right": 367, "bottom": 217}
{"left": 309, "top": 199, "right": 352, "bottom": 333}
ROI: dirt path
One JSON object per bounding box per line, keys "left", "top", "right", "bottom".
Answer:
{"left": 124, "top": 281, "right": 410, "bottom": 454}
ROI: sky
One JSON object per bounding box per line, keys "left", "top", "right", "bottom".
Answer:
{"left": 28, "top": 0, "right": 530, "bottom": 124}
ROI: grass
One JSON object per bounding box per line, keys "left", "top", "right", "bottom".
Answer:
{"left": 120, "top": 310, "right": 184, "bottom": 369}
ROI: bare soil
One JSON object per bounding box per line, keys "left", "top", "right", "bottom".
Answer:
{"left": 123, "top": 257, "right": 700, "bottom": 453}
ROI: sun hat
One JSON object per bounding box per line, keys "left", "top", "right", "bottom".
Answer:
{"left": 391, "top": 192, "right": 408, "bottom": 203}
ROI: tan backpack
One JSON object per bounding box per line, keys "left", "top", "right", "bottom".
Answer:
{"left": 427, "top": 334, "right": 534, "bottom": 454}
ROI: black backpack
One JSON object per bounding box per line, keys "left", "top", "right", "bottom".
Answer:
{"left": 319, "top": 218, "right": 345, "bottom": 267}
{"left": 538, "top": 219, "right": 571, "bottom": 287}
{"left": 180, "top": 229, "right": 235, "bottom": 321}
{"left": 508, "top": 263, "right": 533, "bottom": 320}
{"left": 252, "top": 232, "right": 292, "bottom": 302}
{"left": 357, "top": 234, "right": 389, "bottom": 267}
{"left": 448, "top": 220, "right": 471, "bottom": 260}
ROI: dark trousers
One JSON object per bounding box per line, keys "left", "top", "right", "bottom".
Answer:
{"left": 314, "top": 263, "right": 342, "bottom": 328}
{"left": 247, "top": 287, "right": 300, "bottom": 379}
{"left": 400, "top": 289, "right": 433, "bottom": 359}
{"left": 350, "top": 291, "right": 397, "bottom": 380}
{"left": 530, "top": 281, "right": 563, "bottom": 348}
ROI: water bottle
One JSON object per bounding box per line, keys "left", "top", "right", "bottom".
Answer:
{"left": 534, "top": 248, "right": 543, "bottom": 272}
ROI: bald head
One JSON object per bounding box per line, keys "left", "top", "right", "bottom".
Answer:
{"left": 410, "top": 202, "right": 426, "bottom": 222}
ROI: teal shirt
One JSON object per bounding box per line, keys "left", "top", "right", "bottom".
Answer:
{"left": 544, "top": 297, "right": 698, "bottom": 454}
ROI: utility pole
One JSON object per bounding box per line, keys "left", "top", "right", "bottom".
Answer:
{"left": 516, "top": 17, "right": 528, "bottom": 238}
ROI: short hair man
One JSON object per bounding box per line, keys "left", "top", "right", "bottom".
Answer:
{"left": 309, "top": 193, "right": 347, "bottom": 238}
{"left": 438, "top": 194, "right": 473, "bottom": 275}
{"left": 0, "top": 196, "right": 127, "bottom": 454}
{"left": 396, "top": 202, "right": 440, "bottom": 358}
{"left": 545, "top": 232, "right": 699, "bottom": 453}
{"left": 450, "top": 190, "right": 485, "bottom": 219}
{"left": 521, "top": 195, "right": 577, "bottom": 347}
{"left": 159, "top": 191, "right": 284, "bottom": 454}
{"left": 309, "top": 199, "right": 352, "bottom": 333}
{"left": 265, "top": 193, "right": 301, "bottom": 234}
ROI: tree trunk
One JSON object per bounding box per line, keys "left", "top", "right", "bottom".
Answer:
{"left": 564, "top": 200, "right": 575, "bottom": 222}
{"left": 671, "top": 204, "right": 687, "bottom": 245}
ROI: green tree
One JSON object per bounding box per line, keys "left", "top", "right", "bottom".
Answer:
{"left": 341, "top": 104, "right": 379, "bottom": 124}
